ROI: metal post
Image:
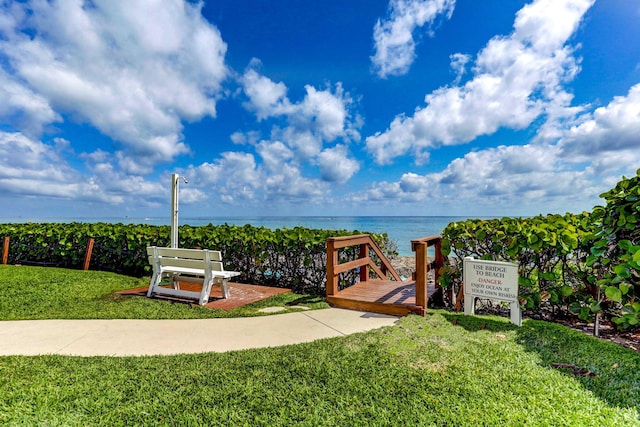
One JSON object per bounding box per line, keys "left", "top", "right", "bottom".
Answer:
{"left": 170, "top": 174, "right": 188, "bottom": 249}
{"left": 171, "top": 174, "right": 178, "bottom": 248}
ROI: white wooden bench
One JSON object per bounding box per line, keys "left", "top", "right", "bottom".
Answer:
{"left": 146, "top": 247, "right": 241, "bottom": 305}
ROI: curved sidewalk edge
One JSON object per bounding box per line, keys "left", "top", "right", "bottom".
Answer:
{"left": 0, "top": 308, "right": 399, "bottom": 357}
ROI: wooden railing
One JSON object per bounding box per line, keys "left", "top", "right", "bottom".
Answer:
{"left": 2, "top": 236, "right": 8, "bottom": 265}
{"left": 1, "top": 236, "right": 95, "bottom": 271}
{"left": 326, "top": 234, "right": 403, "bottom": 296}
{"left": 411, "top": 235, "right": 445, "bottom": 309}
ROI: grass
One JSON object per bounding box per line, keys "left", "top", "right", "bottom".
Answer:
{"left": 1, "top": 313, "right": 639, "bottom": 426}
{"left": 1, "top": 265, "right": 639, "bottom": 425}
{"left": 0, "top": 265, "right": 327, "bottom": 320}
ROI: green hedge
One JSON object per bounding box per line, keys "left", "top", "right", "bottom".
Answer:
{"left": 440, "top": 169, "right": 640, "bottom": 329}
{"left": 0, "top": 222, "right": 392, "bottom": 295}
{"left": 440, "top": 213, "right": 595, "bottom": 313}
{"left": 588, "top": 170, "right": 640, "bottom": 328}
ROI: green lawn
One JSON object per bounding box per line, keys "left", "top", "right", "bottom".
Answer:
{"left": 1, "top": 314, "right": 639, "bottom": 426}
{"left": 0, "top": 265, "right": 327, "bottom": 320}
{"left": 1, "top": 265, "right": 639, "bottom": 426}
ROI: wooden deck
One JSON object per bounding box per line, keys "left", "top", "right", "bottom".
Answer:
{"left": 326, "top": 279, "right": 438, "bottom": 316}
{"left": 326, "top": 234, "right": 444, "bottom": 317}
{"left": 117, "top": 282, "right": 291, "bottom": 311}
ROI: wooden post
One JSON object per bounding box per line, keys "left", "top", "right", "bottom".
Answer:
{"left": 415, "top": 242, "right": 428, "bottom": 313}
{"left": 83, "top": 238, "right": 95, "bottom": 271}
{"left": 326, "top": 238, "right": 338, "bottom": 296}
{"left": 2, "top": 236, "right": 8, "bottom": 265}
{"left": 359, "top": 244, "right": 369, "bottom": 282}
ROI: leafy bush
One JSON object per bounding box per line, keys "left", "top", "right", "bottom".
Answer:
{"left": 440, "top": 169, "right": 640, "bottom": 330}
{"left": 587, "top": 169, "right": 640, "bottom": 328}
{"left": 0, "top": 222, "right": 392, "bottom": 295}
{"left": 440, "top": 213, "right": 595, "bottom": 315}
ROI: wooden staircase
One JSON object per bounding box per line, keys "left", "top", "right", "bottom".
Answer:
{"left": 326, "top": 234, "right": 444, "bottom": 316}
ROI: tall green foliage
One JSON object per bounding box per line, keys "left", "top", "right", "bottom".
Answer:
{"left": 0, "top": 222, "right": 392, "bottom": 295}
{"left": 440, "top": 213, "right": 594, "bottom": 314}
{"left": 588, "top": 169, "right": 640, "bottom": 328}
{"left": 441, "top": 169, "right": 640, "bottom": 329}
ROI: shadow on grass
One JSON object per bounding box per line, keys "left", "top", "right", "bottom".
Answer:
{"left": 515, "top": 319, "right": 640, "bottom": 413}
{"left": 284, "top": 295, "right": 325, "bottom": 306}
{"left": 440, "top": 310, "right": 640, "bottom": 414}
{"left": 439, "top": 311, "right": 519, "bottom": 333}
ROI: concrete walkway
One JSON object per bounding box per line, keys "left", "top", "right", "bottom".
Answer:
{"left": 0, "top": 308, "right": 398, "bottom": 357}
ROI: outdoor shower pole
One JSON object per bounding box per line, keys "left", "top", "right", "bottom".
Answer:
{"left": 170, "top": 173, "right": 188, "bottom": 248}
{"left": 171, "top": 174, "right": 179, "bottom": 248}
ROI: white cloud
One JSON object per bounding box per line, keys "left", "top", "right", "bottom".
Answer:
{"left": 0, "top": 131, "right": 203, "bottom": 209}
{"left": 0, "top": 131, "right": 71, "bottom": 182}
{"left": 256, "top": 141, "right": 294, "bottom": 171}
{"left": 241, "top": 66, "right": 358, "bottom": 151}
{"left": 241, "top": 66, "right": 292, "bottom": 120}
{"left": 0, "top": 67, "right": 61, "bottom": 137}
{"left": 0, "top": 0, "right": 228, "bottom": 169}
{"left": 371, "top": 0, "right": 455, "bottom": 78}
{"left": 263, "top": 163, "right": 327, "bottom": 200}
{"left": 0, "top": 131, "right": 119, "bottom": 203}
{"left": 352, "top": 142, "right": 599, "bottom": 214}
{"left": 353, "top": 74, "right": 640, "bottom": 215}
{"left": 298, "top": 85, "right": 350, "bottom": 141}
{"left": 188, "top": 152, "right": 262, "bottom": 203}
{"left": 366, "top": 0, "right": 594, "bottom": 165}
{"left": 230, "top": 130, "right": 261, "bottom": 146}
{"left": 236, "top": 66, "right": 363, "bottom": 190}
{"left": 317, "top": 145, "right": 360, "bottom": 183}
{"left": 277, "top": 128, "right": 323, "bottom": 160}
{"left": 449, "top": 53, "right": 471, "bottom": 84}
{"left": 559, "top": 83, "right": 640, "bottom": 169}
{"left": 187, "top": 148, "right": 327, "bottom": 205}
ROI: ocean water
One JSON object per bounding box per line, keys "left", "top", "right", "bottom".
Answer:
{"left": 1, "top": 216, "right": 487, "bottom": 256}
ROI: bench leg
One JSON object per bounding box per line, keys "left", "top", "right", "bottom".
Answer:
{"left": 220, "top": 278, "right": 230, "bottom": 299}
{"left": 171, "top": 273, "right": 180, "bottom": 290}
{"left": 198, "top": 278, "right": 230, "bottom": 304}
{"left": 147, "top": 271, "right": 161, "bottom": 298}
{"left": 199, "top": 278, "right": 213, "bottom": 305}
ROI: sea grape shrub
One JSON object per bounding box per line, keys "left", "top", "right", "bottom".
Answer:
{"left": 440, "top": 170, "right": 640, "bottom": 329}
{"left": 0, "top": 223, "right": 99, "bottom": 268}
{"left": 0, "top": 222, "right": 392, "bottom": 296}
{"left": 0, "top": 222, "right": 169, "bottom": 276}
{"left": 440, "top": 214, "right": 595, "bottom": 316}
{"left": 588, "top": 169, "right": 640, "bottom": 329}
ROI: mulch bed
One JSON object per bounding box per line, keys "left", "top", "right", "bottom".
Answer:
{"left": 117, "top": 282, "right": 291, "bottom": 311}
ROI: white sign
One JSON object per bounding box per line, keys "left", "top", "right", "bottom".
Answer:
{"left": 463, "top": 257, "right": 521, "bottom": 326}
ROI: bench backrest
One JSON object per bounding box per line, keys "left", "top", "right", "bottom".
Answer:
{"left": 146, "top": 247, "right": 222, "bottom": 260}
{"left": 147, "top": 247, "right": 225, "bottom": 272}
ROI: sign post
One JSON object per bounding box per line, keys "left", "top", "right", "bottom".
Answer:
{"left": 463, "top": 257, "right": 521, "bottom": 326}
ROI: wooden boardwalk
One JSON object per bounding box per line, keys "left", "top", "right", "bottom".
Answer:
{"left": 326, "top": 234, "right": 444, "bottom": 317}
{"left": 117, "top": 282, "right": 291, "bottom": 311}
{"left": 326, "top": 279, "right": 438, "bottom": 316}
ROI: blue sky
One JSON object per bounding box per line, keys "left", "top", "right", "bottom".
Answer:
{"left": 1, "top": 0, "right": 639, "bottom": 219}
